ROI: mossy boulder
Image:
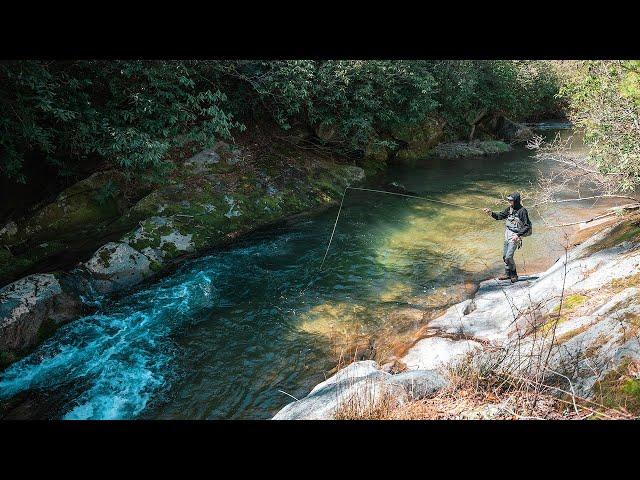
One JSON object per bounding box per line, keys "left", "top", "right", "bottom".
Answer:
{"left": 83, "top": 242, "right": 153, "bottom": 294}
{"left": 121, "top": 216, "right": 195, "bottom": 263}
{"left": 0, "top": 170, "right": 132, "bottom": 247}
{"left": 0, "top": 170, "right": 147, "bottom": 286}
{"left": 1, "top": 142, "right": 368, "bottom": 369}
{"left": 475, "top": 114, "right": 535, "bottom": 144}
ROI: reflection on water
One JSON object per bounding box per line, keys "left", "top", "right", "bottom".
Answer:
{"left": 1, "top": 125, "right": 621, "bottom": 419}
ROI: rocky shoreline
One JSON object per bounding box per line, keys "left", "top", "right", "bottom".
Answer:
{"left": 273, "top": 212, "right": 640, "bottom": 419}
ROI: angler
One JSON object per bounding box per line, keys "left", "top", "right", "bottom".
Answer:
{"left": 483, "top": 192, "right": 532, "bottom": 283}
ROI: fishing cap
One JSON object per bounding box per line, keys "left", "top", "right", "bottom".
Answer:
{"left": 506, "top": 192, "right": 520, "bottom": 201}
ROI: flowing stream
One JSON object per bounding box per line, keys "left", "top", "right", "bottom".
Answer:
{"left": 0, "top": 124, "right": 618, "bottom": 419}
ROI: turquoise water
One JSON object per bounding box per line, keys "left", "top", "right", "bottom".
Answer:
{"left": 3, "top": 129, "right": 611, "bottom": 419}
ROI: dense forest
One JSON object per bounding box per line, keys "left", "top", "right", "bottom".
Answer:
{"left": 3, "top": 60, "right": 637, "bottom": 209}
{"left": 0, "top": 61, "right": 563, "bottom": 200}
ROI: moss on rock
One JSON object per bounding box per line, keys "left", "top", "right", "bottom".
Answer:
{"left": 587, "top": 217, "right": 640, "bottom": 255}
{"left": 591, "top": 359, "right": 640, "bottom": 416}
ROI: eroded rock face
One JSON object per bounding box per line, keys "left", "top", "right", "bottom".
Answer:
{"left": 401, "top": 217, "right": 640, "bottom": 402}
{"left": 83, "top": 242, "right": 152, "bottom": 294}
{"left": 0, "top": 273, "right": 83, "bottom": 354}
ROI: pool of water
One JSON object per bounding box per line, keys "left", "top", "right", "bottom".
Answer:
{"left": 0, "top": 126, "right": 621, "bottom": 419}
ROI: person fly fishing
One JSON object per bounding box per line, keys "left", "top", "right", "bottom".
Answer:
{"left": 483, "top": 192, "right": 532, "bottom": 283}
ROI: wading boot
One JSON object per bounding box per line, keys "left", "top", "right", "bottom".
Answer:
{"left": 510, "top": 273, "right": 519, "bottom": 283}
{"left": 498, "top": 271, "right": 511, "bottom": 281}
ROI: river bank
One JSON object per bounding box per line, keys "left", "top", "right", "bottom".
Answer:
{"left": 273, "top": 209, "right": 640, "bottom": 419}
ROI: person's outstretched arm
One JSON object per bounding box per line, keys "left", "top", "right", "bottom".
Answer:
{"left": 483, "top": 207, "right": 509, "bottom": 220}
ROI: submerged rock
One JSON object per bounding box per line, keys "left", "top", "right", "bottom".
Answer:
{"left": 0, "top": 273, "right": 83, "bottom": 356}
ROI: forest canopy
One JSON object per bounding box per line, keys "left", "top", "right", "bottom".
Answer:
{"left": 0, "top": 60, "right": 564, "bottom": 183}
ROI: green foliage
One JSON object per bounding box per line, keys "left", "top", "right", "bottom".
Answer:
{"left": 0, "top": 60, "right": 564, "bottom": 184}
{"left": 229, "top": 60, "right": 561, "bottom": 146}
{"left": 428, "top": 60, "right": 563, "bottom": 137}
{"left": 221, "top": 60, "right": 440, "bottom": 149}
{"left": 561, "top": 60, "right": 640, "bottom": 192}
{"left": 95, "top": 180, "right": 119, "bottom": 206}
{"left": 0, "top": 60, "right": 242, "bottom": 182}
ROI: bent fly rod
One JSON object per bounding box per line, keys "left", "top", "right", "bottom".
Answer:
{"left": 319, "top": 186, "right": 481, "bottom": 271}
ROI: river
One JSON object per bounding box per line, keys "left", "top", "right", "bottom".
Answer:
{"left": 0, "top": 124, "right": 618, "bottom": 419}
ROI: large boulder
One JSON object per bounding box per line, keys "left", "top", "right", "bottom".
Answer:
{"left": 0, "top": 273, "right": 83, "bottom": 357}
{"left": 389, "top": 369, "right": 449, "bottom": 400}
{"left": 272, "top": 361, "right": 448, "bottom": 420}
{"left": 391, "top": 118, "right": 445, "bottom": 162}
{"left": 82, "top": 242, "right": 152, "bottom": 294}
{"left": 121, "top": 216, "right": 195, "bottom": 265}
{"left": 273, "top": 361, "right": 404, "bottom": 420}
{"left": 0, "top": 170, "right": 146, "bottom": 286}
{"left": 0, "top": 170, "right": 133, "bottom": 248}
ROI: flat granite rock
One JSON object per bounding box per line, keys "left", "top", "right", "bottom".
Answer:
{"left": 272, "top": 361, "right": 448, "bottom": 420}
{"left": 402, "top": 337, "right": 483, "bottom": 370}
{"left": 273, "top": 361, "right": 403, "bottom": 420}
